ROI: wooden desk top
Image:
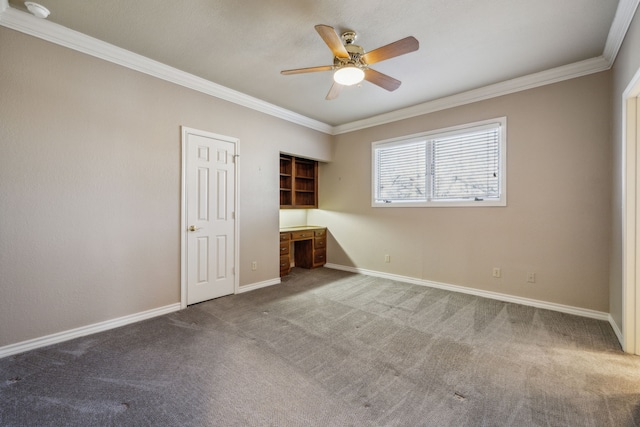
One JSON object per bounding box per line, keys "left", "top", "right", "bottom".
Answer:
{"left": 279, "top": 225, "right": 326, "bottom": 233}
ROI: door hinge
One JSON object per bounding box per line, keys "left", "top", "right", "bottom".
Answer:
{"left": 231, "top": 211, "right": 235, "bottom": 219}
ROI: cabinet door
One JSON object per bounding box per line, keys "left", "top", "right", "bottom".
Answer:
{"left": 314, "top": 237, "right": 326, "bottom": 249}
{"left": 280, "top": 255, "right": 291, "bottom": 275}
{"left": 280, "top": 241, "right": 290, "bottom": 255}
{"left": 313, "top": 249, "right": 326, "bottom": 266}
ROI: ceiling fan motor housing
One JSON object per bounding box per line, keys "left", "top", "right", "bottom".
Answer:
{"left": 341, "top": 31, "right": 357, "bottom": 44}
{"left": 335, "top": 31, "right": 365, "bottom": 68}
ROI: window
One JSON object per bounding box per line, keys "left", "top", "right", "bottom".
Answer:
{"left": 372, "top": 117, "right": 506, "bottom": 207}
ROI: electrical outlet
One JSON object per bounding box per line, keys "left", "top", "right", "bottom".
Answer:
{"left": 251, "top": 261, "right": 257, "bottom": 271}
{"left": 527, "top": 272, "right": 536, "bottom": 283}
{"left": 384, "top": 254, "right": 391, "bottom": 263}
{"left": 492, "top": 267, "right": 501, "bottom": 278}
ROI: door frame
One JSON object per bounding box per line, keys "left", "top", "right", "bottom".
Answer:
{"left": 180, "top": 126, "right": 240, "bottom": 309}
{"left": 623, "top": 66, "right": 640, "bottom": 354}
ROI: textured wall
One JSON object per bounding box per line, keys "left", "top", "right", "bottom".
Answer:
{"left": 0, "top": 27, "right": 331, "bottom": 347}
{"left": 310, "top": 72, "right": 612, "bottom": 312}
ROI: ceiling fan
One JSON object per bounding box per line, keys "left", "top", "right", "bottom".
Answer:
{"left": 281, "top": 25, "right": 419, "bottom": 100}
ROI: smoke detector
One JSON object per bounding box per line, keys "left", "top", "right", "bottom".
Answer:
{"left": 24, "top": 2, "right": 50, "bottom": 19}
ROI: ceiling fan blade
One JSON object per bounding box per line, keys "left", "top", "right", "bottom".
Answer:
{"left": 326, "top": 82, "right": 343, "bottom": 100}
{"left": 281, "top": 65, "right": 334, "bottom": 75}
{"left": 364, "top": 69, "right": 401, "bottom": 91}
{"left": 361, "top": 36, "right": 419, "bottom": 65}
{"left": 315, "top": 24, "right": 350, "bottom": 59}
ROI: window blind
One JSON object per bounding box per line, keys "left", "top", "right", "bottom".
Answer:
{"left": 375, "top": 140, "right": 427, "bottom": 202}
{"left": 431, "top": 127, "right": 500, "bottom": 200}
{"left": 372, "top": 118, "right": 505, "bottom": 206}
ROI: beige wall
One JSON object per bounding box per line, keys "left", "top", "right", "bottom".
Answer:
{"left": 0, "top": 27, "right": 331, "bottom": 347}
{"left": 0, "top": 20, "right": 621, "bottom": 349}
{"left": 610, "top": 8, "right": 640, "bottom": 331}
{"left": 310, "top": 72, "right": 612, "bottom": 312}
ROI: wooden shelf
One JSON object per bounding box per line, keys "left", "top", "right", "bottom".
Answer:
{"left": 280, "top": 154, "right": 318, "bottom": 208}
{"left": 279, "top": 155, "right": 293, "bottom": 207}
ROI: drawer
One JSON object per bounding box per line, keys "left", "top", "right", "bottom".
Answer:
{"left": 280, "top": 232, "right": 290, "bottom": 242}
{"left": 291, "top": 230, "right": 314, "bottom": 240}
{"left": 280, "top": 255, "right": 290, "bottom": 270}
{"left": 280, "top": 241, "right": 289, "bottom": 255}
{"left": 313, "top": 249, "right": 326, "bottom": 265}
{"left": 314, "top": 237, "right": 326, "bottom": 249}
{"left": 314, "top": 229, "right": 326, "bottom": 237}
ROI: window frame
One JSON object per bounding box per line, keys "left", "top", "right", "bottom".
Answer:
{"left": 371, "top": 117, "right": 507, "bottom": 208}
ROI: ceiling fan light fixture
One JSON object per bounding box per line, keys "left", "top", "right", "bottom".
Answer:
{"left": 333, "top": 66, "right": 364, "bottom": 86}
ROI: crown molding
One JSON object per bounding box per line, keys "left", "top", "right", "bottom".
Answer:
{"left": 0, "top": 7, "right": 333, "bottom": 134}
{"left": 603, "top": 0, "right": 640, "bottom": 64}
{"left": 334, "top": 0, "right": 638, "bottom": 134}
{"left": 1, "top": 1, "right": 637, "bottom": 136}
{"left": 332, "top": 56, "right": 611, "bottom": 134}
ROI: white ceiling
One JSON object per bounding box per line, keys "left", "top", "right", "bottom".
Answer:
{"left": 3, "top": 0, "right": 628, "bottom": 127}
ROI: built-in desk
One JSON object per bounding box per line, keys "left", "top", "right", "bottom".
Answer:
{"left": 279, "top": 226, "right": 326, "bottom": 277}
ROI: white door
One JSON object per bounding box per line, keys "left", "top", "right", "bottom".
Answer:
{"left": 182, "top": 127, "right": 237, "bottom": 305}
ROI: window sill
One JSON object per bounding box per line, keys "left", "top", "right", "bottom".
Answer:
{"left": 372, "top": 199, "right": 506, "bottom": 208}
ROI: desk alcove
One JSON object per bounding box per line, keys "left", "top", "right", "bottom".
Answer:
{"left": 279, "top": 226, "right": 326, "bottom": 276}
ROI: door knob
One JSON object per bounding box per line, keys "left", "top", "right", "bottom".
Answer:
{"left": 189, "top": 225, "right": 199, "bottom": 232}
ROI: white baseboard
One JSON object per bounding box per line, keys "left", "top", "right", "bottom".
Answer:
{"left": 237, "top": 278, "right": 281, "bottom": 294}
{"left": 324, "top": 263, "right": 610, "bottom": 322}
{"left": 0, "top": 303, "right": 181, "bottom": 359}
{"left": 1, "top": 278, "right": 282, "bottom": 359}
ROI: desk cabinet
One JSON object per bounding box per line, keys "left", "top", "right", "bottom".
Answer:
{"left": 279, "top": 227, "right": 326, "bottom": 277}
{"left": 280, "top": 232, "right": 291, "bottom": 276}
